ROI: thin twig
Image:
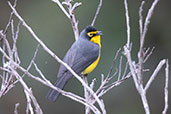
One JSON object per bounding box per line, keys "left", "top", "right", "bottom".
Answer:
{"left": 118, "top": 56, "right": 123, "bottom": 81}
{"left": 33, "top": 62, "right": 49, "bottom": 82}
{"left": 14, "top": 103, "right": 20, "bottom": 114}
{"left": 143, "top": 47, "right": 155, "bottom": 63}
{"left": 11, "top": 20, "right": 21, "bottom": 64}
{"left": 91, "top": 0, "right": 103, "bottom": 26}
{"left": 139, "top": 1, "right": 145, "bottom": 37}
{"left": 1, "top": 44, "right": 40, "bottom": 95}
{"left": 85, "top": 71, "right": 131, "bottom": 112}
{"left": 137, "top": 1, "right": 146, "bottom": 84}
{"left": 52, "top": 0, "right": 70, "bottom": 18}
{"left": 102, "top": 73, "right": 131, "bottom": 95}
{"left": 9, "top": 66, "right": 43, "bottom": 114}
{"left": 124, "top": 0, "right": 131, "bottom": 48}
{"left": 62, "top": 0, "right": 81, "bottom": 40}
{"left": 0, "top": 13, "right": 20, "bottom": 96}
{"left": 162, "top": 60, "right": 169, "bottom": 114}
{"left": 4, "top": 0, "right": 17, "bottom": 34}
{"left": 1, "top": 31, "right": 6, "bottom": 82}
{"left": 90, "top": 78, "right": 96, "bottom": 90}
{"left": 144, "top": 59, "right": 166, "bottom": 91}
{"left": 122, "top": 61, "right": 128, "bottom": 78}
{"left": 123, "top": 46, "right": 139, "bottom": 90}
{"left": 142, "top": 0, "right": 160, "bottom": 40}
{"left": 82, "top": 76, "right": 91, "bottom": 114}
{"left": 138, "top": 0, "right": 160, "bottom": 74}
{"left": 106, "top": 48, "right": 121, "bottom": 78}
{"left": 124, "top": 45, "right": 151, "bottom": 114}
{"left": 144, "top": 48, "right": 150, "bottom": 57}
{"left": 24, "top": 89, "right": 34, "bottom": 114}
{"left": 21, "top": 44, "right": 40, "bottom": 78}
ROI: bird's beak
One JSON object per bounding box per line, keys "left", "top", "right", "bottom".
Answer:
{"left": 96, "top": 31, "right": 103, "bottom": 36}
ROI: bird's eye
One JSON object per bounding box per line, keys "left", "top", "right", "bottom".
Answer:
{"left": 88, "top": 32, "right": 93, "bottom": 37}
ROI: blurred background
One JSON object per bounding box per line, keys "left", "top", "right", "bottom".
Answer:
{"left": 0, "top": 0, "right": 170, "bottom": 113}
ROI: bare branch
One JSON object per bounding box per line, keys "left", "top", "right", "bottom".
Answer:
{"left": 123, "top": 46, "right": 139, "bottom": 90}
{"left": 0, "top": 13, "right": 21, "bottom": 97}
{"left": 144, "top": 59, "right": 166, "bottom": 91}
{"left": 82, "top": 76, "right": 91, "bottom": 114}
{"left": 33, "top": 62, "right": 50, "bottom": 83}
{"left": 14, "top": 103, "right": 20, "bottom": 114}
{"left": 32, "top": 65, "right": 101, "bottom": 114}
{"left": 142, "top": 0, "right": 160, "bottom": 40}
{"left": 11, "top": 20, "right": 21, "bottom": 64}
{"left": 140, "top": 91, "right": 150, "bottom": 114}
{"left": 138, "top": 0, "right": 160, "bottom": 70}
{"left": 4, "top": 0, "right": 17, "bottom": 34}
{"left": 102, "top": 73, "right": 131, "bottom": 95}
{"left": 53, "top": 0, "right": 81, "bottom": 40}
{"left": 71, "top": 2, "right": 82, "bottom": 13}
{"left": 90, "top": 78, "right": 96, "bottom": 90}
{"left": 21, "top": 44, "right": 40, "bottom": 78}
{"left": 122, "top": 61, "right": 128, "bottom": 78}
{"left": 8, "top": 66, "right": 43, "bottom": 114}
{"left": 123, "top": 0, "right": 166, "bottom": 113}
{"left": 137, "top": 1, "right": 146, "bottom": 84}
{"left": 62, "top": 0, "right": 81, "bottom": 40}
{"left": 137, "top": 0, "right": 160, "bottom": 85}
{"left": 91, "top": 0, "right": 103, "bottom": 26}
{"left": 118, "top": 56, "right": 123, "bottom": 81}
{"left": 1, "top": 44, "right": 40, "bottom": 95}
{"left": 24, "top": 89, "right": 34, "bottom": 114}
{"left": 83, "top": 71, "right": 132, "bottom": 114}
{"left": 106, "top": 48, "right": 121, "bottom": 78}
{"left": 162, "top": 60, "right": 169, "bottom": 114}
{"left": 139, "top": 1, "right": 145, "bottom": 37}
{"left": 143, "top": 47, "right": 155, "bottom": 63}
{"left": 124, "top": 0, "right": 131, "bottom": 48}
{"left": 0, "top": 46, "right": 101, "bottom": 114}
{"left": 52, "top": 0, "right": 70, "bottom": 18}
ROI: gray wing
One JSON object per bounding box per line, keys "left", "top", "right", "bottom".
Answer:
{"left": 57, "top": 39, "right": 99, "bottom": 79}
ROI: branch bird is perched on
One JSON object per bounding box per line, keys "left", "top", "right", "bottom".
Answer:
{"left": 47, "top": 25, "right": 102, "bottom": 102}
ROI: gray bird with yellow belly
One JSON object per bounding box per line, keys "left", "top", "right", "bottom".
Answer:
{"left": 46, "top": 25, "right": 102, "bottom": 102}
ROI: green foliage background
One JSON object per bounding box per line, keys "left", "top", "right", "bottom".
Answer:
{"left": 0, "top": 0, "right": 170, "bottom": 114}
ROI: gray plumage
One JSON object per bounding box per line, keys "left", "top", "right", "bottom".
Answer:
{"left": 46, "top": 25, "right": 100, "bottom": 102}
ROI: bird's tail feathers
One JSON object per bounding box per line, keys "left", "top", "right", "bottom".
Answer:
{"left": 46, "top": 76, "right": 68, "bottom": 102}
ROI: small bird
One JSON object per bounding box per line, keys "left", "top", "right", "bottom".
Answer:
{"left": 46, "top": 25, "right": 102, "bottom": 102}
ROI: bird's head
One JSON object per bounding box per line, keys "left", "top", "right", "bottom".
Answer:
{"left": 80, "top": 25, "right": 102, "bottom": 41}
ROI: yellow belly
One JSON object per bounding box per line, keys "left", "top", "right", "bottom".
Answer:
{"left": 83, "top": 56, "right": 100, "bottom": 75}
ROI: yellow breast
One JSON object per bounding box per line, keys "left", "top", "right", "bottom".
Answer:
{"left": 83, "top": 35, "right": 101, "bottom": 75}
{"left": 90, "top": 35, "right": 101, "bottom": 48}
{"left": 83, "top": 56, "right": 100, "bottom": 75}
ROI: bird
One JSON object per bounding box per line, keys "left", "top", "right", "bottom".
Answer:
{"left": 46, "top": 25, "right": 102, "bottom": 102}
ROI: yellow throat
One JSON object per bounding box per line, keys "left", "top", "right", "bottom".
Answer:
{"left": 90, "top": 35, "right": 101, "bottom": 48}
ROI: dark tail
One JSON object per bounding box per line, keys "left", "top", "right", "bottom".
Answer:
{"left": 46, "top": 76, "right": 68, "bottom": 102}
